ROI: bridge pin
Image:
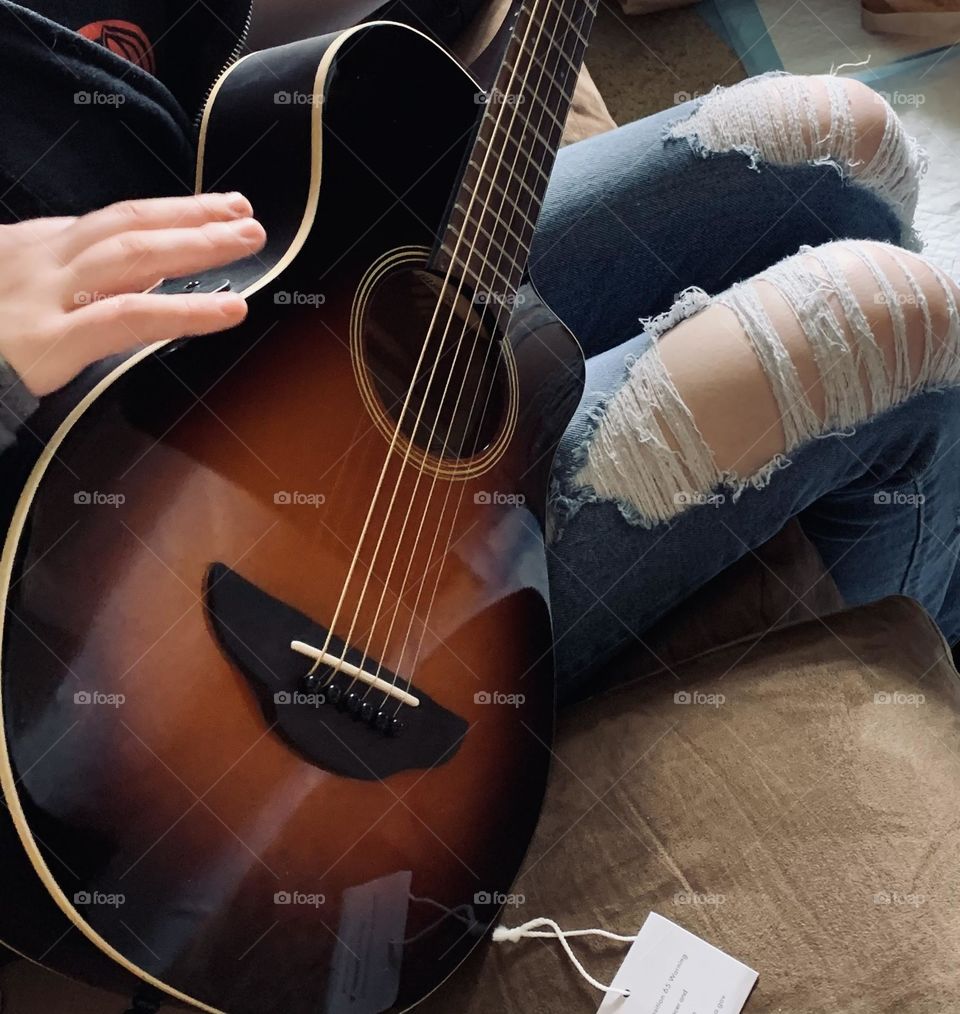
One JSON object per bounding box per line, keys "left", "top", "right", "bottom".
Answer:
{"left": 302, "top": 669, "right": 324, "bottom": 692}
{"left": 345, "top": 690, "right": 362, "bottom": 716}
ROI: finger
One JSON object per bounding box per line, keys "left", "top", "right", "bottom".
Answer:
{"left": 60, "top": 193, "right": 254, "bottom": 260}
{"left": 68, "top": 217, "right": 266, "bottom": 303}
{"left": 15, "top": 216, "right": 78, "bottom": 236}
{"left": 0, "top": 216, "right": 78, "bottom": 258}
{"left": 61, "top": 291, "right": 249, "bottom": 369}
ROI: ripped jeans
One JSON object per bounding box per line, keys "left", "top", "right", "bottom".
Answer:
{"left": 531, "top": 74, "right": 960, "bottom": 702}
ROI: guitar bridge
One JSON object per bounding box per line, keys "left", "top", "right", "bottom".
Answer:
{"left": 204, "top": 563, "right": 468, "bottom": 780}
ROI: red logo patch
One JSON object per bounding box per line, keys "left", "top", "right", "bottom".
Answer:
{"left": 77, "top": 20, "right": 155, "bottom": 75}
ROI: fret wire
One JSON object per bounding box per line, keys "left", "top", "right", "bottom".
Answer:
{"left": 486, "top": 108, "right": 566, "bottom": 185}
{"left": 450, "top": 199, "right": 531, "bottom": 259}
{"left": 513, "top": 33, "right": 581, "bottom": 75}
{"left": 456, "top": 117, "right": 567, "bottom": 284}
{"left": 468, "top": 69, "right": 577, "bottom": 242}
{"left": 518, "top": 86, "right": 567, "bottom": 135}
{"left": 552, "top": 0, "right": 591, "bottom": 41}
{"left": 487, "top": 1, "right": 588, "bottom": 103}
{"left": 444, "top": 223, "right": 527, "bottom": 281}
{"left": 452, "top": 201, "right": 530, "bottom": 252}
{"left": 480, "top": 0, "right": 588, "bottom": 141}
{"left": 479, "top": 32, "right": 586, "bottom": 163}
{"left": 495, "top": 9, "right": 587, "bottom": 96}
{"left": 519, "top": 37, "right": 583, "bottom": 104}
{"left": 481, "top": 146, "right": 551, "bottom": 185}
{"left": 439, "top": 243, "right": 516, "bottom": 295}
{"left": 480, "top": 88, "right": 567, "bottom": 153}
{"left": 488, "top": 109, "right": 558, "bottom": 166}
{"left": 439, "top": 0, "right": 598, "bottom": 289}
{"left": 466, "top": 160, "right": 539, "bottom": 227}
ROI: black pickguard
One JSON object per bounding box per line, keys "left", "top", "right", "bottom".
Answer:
{"left": 205, "top": 563, "right": 468, "bottom": 780}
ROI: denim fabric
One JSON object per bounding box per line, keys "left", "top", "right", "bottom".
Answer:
{"left": 530, "top": 101, "right": 960, "bottom": 702}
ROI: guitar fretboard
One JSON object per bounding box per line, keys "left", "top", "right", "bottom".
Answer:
{"left": 433, "top": 0, "right": 597, "bottom": 301}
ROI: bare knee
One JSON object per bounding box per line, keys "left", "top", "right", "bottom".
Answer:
{"left": 699, "top": 238, "right": 960, "bottom": 466}
{"left": 836, "top": 77, "right": 893, "bottom": 169}
{"left": 574, "top": 239, "right": 960, "bottom": 526}
{"left": 669, "top": 74, "right": 924, "bottom": 233}
{"left": 822, "top": 240, "right": 960, "bottom": 391}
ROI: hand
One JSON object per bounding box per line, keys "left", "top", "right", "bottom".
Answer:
{"left": 0, "top": 193, "right": 267, "bottom": 397}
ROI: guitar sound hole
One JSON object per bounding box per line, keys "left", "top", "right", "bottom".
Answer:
{"left": 361, "top": 266, "right": 508, "bottom": 460}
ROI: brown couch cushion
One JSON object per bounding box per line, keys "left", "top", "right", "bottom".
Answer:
{"left": 415, "top": 596, "right": 960, "bottom": 1013}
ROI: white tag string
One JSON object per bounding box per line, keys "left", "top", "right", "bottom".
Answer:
{"left": 493, "top": 917, "right": 638, "bottom": 996}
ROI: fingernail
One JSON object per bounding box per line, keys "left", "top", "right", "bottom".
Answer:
{"left": 215, "top": 292, "right": 247, "bottom": 316}
{"left": 225, "top": 192, "right": 252, "bottom": 215}
{"left": 231, "top": 217, "right": 265, "bottom": 244}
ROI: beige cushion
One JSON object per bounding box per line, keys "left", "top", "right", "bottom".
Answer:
{"left": 415, "top": 596, "right": 960, "bottom": 1013}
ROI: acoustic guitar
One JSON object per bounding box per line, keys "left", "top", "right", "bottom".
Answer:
{"left": 0, "top": 0, "right": 593, "bottom": 1009}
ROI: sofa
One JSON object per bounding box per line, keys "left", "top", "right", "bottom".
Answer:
{"left": 4, "top": 4, "right": 959, "bottom": 1013}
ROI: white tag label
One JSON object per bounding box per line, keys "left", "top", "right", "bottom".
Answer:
{"left": 325, "top": 870, "right": 411, "bottom": 1013}
{"left": 596, "top": 913, "right": 757, "bottom": 1014}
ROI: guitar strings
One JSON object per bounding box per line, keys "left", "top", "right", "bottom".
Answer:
{"left": 301, "top": 0, "right": 556, "bottom": 696}
{"left": 386, "top": 0, "right": 589, "bottom": 711}
{"left": 346, "top": 0, "right": 578, "bottom": 708}
{"left": 368, "top": 0, "right": 582, "bottom": 707}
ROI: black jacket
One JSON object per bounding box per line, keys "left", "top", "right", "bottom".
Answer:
{"left": 0, "top": 0, "right": 486, "bottom": 454}
{"left": 0, "top": 0, "right": 485, "bottom": 222}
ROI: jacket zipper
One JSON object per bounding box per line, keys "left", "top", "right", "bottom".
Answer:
{"left": 192, "top": 0, "right": 255, "bottom": 132}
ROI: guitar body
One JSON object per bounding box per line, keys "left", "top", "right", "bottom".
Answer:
{"left": 0, "top": 22, "right": 584, "bottom": 1014}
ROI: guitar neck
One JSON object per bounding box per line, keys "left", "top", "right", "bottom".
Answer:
{"left": 433, "top": 0, "right": 597, "bottom": 300}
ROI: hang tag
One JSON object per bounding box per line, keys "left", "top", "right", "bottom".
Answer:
{"left": 324, "top": 870, "right": 412, "bottom": 1013}
{"left": 596, "top": 913, "right": 757, "bottom": 1014}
